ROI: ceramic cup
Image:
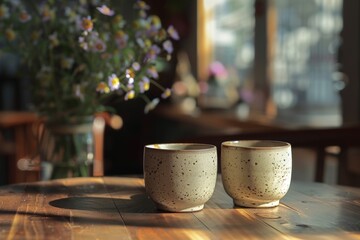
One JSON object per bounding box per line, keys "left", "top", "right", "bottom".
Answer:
{"left": 143, "top": 143, "right": 217, "bottom": 212}
{"left": 221, "top": 140, "right": 292, "bottom": 208}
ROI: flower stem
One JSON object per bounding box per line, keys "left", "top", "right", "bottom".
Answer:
{"left": 139, "top": 94, "right": 151, "bottom": 103}
{"left": 150, "top": 79, "right": 166, "bottom": 92}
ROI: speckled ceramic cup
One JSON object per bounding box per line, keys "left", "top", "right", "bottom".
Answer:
{"left": 144, "top": 143, "right": 217, "bottom": 212}
{"left": 221, "top": 140, "right": 292, "bottom": 208}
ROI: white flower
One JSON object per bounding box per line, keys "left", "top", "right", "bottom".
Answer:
{"left": 93, "top": 38, "right": 107, "bottom": 52}
{"left": 108, "top": 74, "right": 120, "bottom": 90}
{"left": 144, "top": 98, "right": 160, "bottom": 113}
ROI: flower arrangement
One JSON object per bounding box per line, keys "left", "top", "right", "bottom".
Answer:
{"left": 0, "top": 0, "right": 178, "bottom": 122}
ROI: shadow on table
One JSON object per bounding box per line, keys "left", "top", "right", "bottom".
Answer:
{"left": 50, "top": 193, "right": 157, "bottom": 213}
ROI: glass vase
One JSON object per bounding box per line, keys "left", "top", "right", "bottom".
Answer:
{"left": 40, "top": 117, "right": 94, "bottom": 180}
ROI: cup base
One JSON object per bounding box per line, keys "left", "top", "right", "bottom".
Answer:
{"left": 233, "top": 199, "right": 279, "bottom": 208}
{"left": 156, "top": 204, "right": 204, "bottom": 212}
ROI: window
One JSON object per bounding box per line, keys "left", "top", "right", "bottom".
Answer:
{"left": 199, "top": 0, "right": 343, "bottom": 126}
{"left": 273, "top": 0, "right": 343, "bottom": 125}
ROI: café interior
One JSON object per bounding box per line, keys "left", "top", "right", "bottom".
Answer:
{"left": 1, "top": 0, "right": 360, "bottom": 187}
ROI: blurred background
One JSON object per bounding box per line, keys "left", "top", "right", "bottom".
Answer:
{"left": 1, "top": 0, "right": 360, "bottom": 186}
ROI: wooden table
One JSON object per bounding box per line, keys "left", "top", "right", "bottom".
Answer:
{"left": 1, "top": 176, "right": 359, "bottom": 239}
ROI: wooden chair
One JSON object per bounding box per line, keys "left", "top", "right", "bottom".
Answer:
{"left": 0, "top": 112, "right": 40, "bottom": 183}
{"left": 178, "top": 125, "right": 360, "bottom": 186}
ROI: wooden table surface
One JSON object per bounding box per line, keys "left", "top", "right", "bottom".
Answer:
{"left": 0, "top": 176, "right": 360, "bottom": 240}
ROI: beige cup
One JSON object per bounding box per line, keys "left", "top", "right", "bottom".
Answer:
{"left": 144, "top": 143, "right": 217, "bottom": 212}
{"left": 221, "top": 140, "right": 292, "bottom": 207}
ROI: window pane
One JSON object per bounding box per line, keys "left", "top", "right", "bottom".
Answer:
{"left": 201, "top": 0, "right": 255, "bottom": 109}
{"left": 273, "top": 0, "right": 343, "bottom": 125}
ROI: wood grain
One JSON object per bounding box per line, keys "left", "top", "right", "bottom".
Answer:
{"left": 0, "top": 176, "right": 359, "bottom": 239}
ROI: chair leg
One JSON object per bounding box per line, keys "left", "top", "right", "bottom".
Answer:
{"left": 337, "top": 147, "right": 349, "bottom": 185}
{"left": 315, "top": 147, "right": 325, "bottom": 182}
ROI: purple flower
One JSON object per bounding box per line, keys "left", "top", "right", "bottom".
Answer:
{"left": 149, "top": 15, "right": 161, "bottom": 28}
{"left": 163, "top": 40, "right": 173, "bottom": 54}
{"left": 209, "top": 61, "right": 228, "bottom": 79}
{"left": 132, "top": 62, "right": 141, "bottom": 71}
{"left": 146, "top": 45, "right": 161, "bottom": 60}
{"left": 139, "top": 10, "right": 147, "bottom": 18}
{"left": 147, "top": 66, "right": 159, "bottom": 79}
{"left": 93, "top": 39, "right": 107, "bottom": 52}
{"left": 19, "top": 10, "right": 31, "bottom": 23}
{"left": 134, "top": 1, "right": 150, "bottom": 11}
{"left": 161, "top": 88, "right": 171, "bottom": 99}
{"left": 115, "top": 30, "right": 129, "bottom": 49}
{"left": 75, "top": 84, "right": 84, "bottom": 100}
{"left": 167, "top": 25, "right": 179, "bottom": 40}
{"left": 79, "top": 36, "right": 89, "bottom": 50}
{"left": 97, "top": 5, "right": 115, "bottom": 16}
{"left": 139, "top": 76, "right": 150, "bottom": 93}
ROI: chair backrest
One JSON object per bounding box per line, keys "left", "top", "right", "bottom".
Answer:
{"left": 93, "top": 116, "right": 105, "bottom": 177}
{"left": 178, "top": 125, "right": 360, "bottom": 186}
{"left": 0, "top": 112, "right": 40, "bottom": 183}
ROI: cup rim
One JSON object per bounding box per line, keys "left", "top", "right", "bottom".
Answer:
{"left": 145, "top": 143, "right": 216, "bottom": 152}
{"left": 221, "top": 140, "right": 290, "bottom": 149}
